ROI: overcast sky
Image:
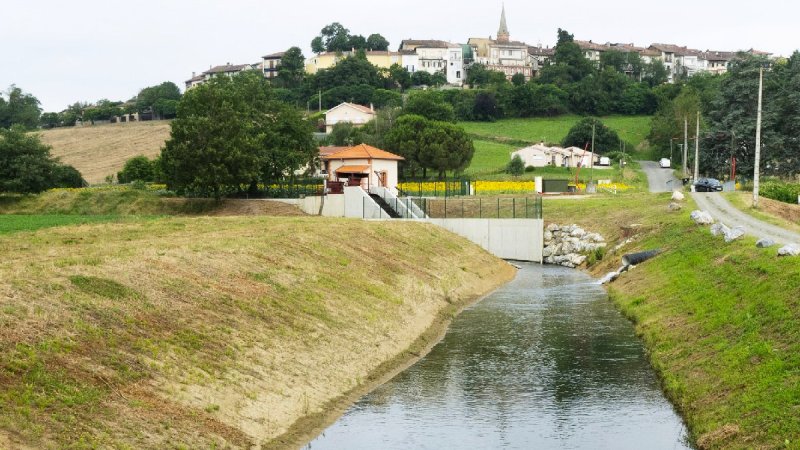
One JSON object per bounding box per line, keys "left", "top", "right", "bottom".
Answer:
{"left": 3, "top": 0, "right": 797, "bottom": 112}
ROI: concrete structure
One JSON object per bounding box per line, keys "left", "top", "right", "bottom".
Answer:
{"left": 321, "top": 144, "right": 404, "bottom": 193}
{"left": 324, "top": 103, "right": 376, "bottom": 133}
{"left": 425, "top": 218, "right": 544, "bottom": 262}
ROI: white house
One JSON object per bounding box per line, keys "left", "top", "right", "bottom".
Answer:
{"left": 398, "top": 40, "right": 464, "bottom": 85}
{"left": 511, "top": 145, "right": 551, "bottom": 168}
{"left": 324, "top": 103, "right": 376, "bottom": 133}
{"left": 468, "top": 6, "right": 532, "bottom": 80}
{"left": 185, "top": 63, "right": 254, "bottom": 90}
{"left": 322, "top": 144, "right": 404, "bottom": 192}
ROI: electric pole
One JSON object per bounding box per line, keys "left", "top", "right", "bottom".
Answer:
{"left": 683, "top": 116, "right": 689, "bottom": 177}
{"left": 753, "top": 66, "right": 764, "bottom": 208}
{"left": 694, "top": 111, "right": 700, "bottom": 181}
{"left": 590, "top": 120, "right": 595, "bottom": 184}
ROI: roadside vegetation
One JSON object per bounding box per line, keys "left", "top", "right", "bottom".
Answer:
{"left": 545, "top": 192, "right": 800, "bottom": 449}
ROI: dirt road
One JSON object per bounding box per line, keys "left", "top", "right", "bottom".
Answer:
{"left": 639, "top": 161, "right": 680, "bottom": 193}
{"left": 692, "top": 192, "right": 800, "bottom": 245}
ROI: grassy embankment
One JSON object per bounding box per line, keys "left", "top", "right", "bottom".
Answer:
{"left": 0, "top": 208, "right": 514, "bottom": 449}
{"left": 545, "top": 192, "right": 800, "bottom": 449}
{"left": 461, "top": 115, "right": 652, "bottom": 177}
{"left": 724, "top": 192, "right": 800, "bottom": 233}
{"left": 38, "top": 121, "right": 171, "bottom": 184}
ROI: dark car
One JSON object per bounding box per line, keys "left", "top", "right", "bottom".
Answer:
{"left": 694, "top": 178, "right": 723, "bottom": 192}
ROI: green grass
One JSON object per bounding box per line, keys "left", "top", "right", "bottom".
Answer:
{"left": 460, "top": 115, "right": 653, "bottom": 149}
{"left": 0, "top": 214, "right": 124, "bottom": 235}
{"left": 465, "top": 140, "right": 516, "bottom": 175}
{"left": 545, "top": 193, "right": 800, "bottom": 449}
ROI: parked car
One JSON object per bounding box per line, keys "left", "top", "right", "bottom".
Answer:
{"left": 659, "top": 158, "right": 671, "bottom": 168}
{"left": 694, "top": 178, "right": 723, "bottom": 192}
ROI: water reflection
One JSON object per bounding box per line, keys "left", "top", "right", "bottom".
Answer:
{"left": 305, "top": 264, "right": 691, "bottom": 449}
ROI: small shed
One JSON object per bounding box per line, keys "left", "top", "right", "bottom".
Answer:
{"left": 322, "top": 144, "right": 404, "bottom": 193}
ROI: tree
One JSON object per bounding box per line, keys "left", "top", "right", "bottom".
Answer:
{"left": 371, "top": 89, "right": 402, "bottom": 108}
{"left": 366, "top": 34, "right": 390, "bottom": 51}
{"left": 0, "top": 126, "right": 83, "bottom": 193}
{"left": 384, "top": 114, "right": 473, "bottom": 179}
{"left": 511, "top": 73, "right": 526, "bottom": 87}
{"left": 388, "top": 64, "right": 411, "bottom": 90}
{"left": 539, "top": 29, "right": 595, "bottom": 86}
{"left": 277, "top": 47, "right": 306, "bottom": 89}
{"left": 0, "top": 86, "right": 42, "bottom": 129}
{"left": 643, "top": 60, "right": 669, "bottom": 87}
{"left": 136, "top": 82, "right": 181, "bottom": 118}
{"left": 403, "top": 91, "right": 455, "bottom": 122}
{"left": 507, "top": 154, "right": 525, "bottom": 176}
{"left": 311, "top": 22, "right": 352, "bottom": 53}
{"left": 117, "top": 156, "right": 156, "bottom": 183}
{"left": 473, "top": 91, "right": 500, "bottom": 121}
{"left": 160, "top": 72, "right": 316, "bottom": 198}
{"left": 328, "top": 122, "right": 364, "bottom": 146}
{"left": 348, "top": 34, "right": 367, "bottom": 50}
{"left": 40, "top": 112, "right": 61, "bottom": 129}
{"left": 562, "top": 117, "right": 621, "bottom": 154}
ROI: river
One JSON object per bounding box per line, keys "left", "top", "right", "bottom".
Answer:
{"left": 305, "top": 264, "right": 691, "bottom": 449}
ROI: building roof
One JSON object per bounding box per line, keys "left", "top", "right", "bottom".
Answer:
{"left": 400, "top": 39, "right": 452, "bottom": 49}
{"left": 262, "top": 51, "right": 286, "bottom": 59}
{"left": 648, "top": 43, "right": 701, "bottom": 57}
{"left": 185, "top": 74, "right": 205, "bottom": 83}
{"left": 325, "top": 102, "right": 375, "bottom": 116}
{"left": 575, "top": 40, "right": 610, "bottom": 52}
{"left": 324, "top": 144, "right": 404, "bottom": 161}
{"left": 703, "top": 51, "right": 736, "bottom": 61}
{"left": 528, "top": 46, "right": 554, "bottom": 56}
{"left": 204, "top": 64, "right": 251, "bottom": 74}
{"left": 319, "top": 146, "right": 349, "bottom": 157}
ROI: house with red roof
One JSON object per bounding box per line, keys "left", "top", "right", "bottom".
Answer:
{"left": 321, "top": 144, "right": 404, "bottom": 193}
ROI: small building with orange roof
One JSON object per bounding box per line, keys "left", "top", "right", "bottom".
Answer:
{"left": 321, "top": 144, "right": 404, "bottom": 193}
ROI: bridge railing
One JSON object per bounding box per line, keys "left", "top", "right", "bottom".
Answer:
{"left": 412, "top": 196, "right": 542, "bottom": 219}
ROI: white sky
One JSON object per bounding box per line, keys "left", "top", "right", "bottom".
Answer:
{"left": 3, "top": 0, "right": 797, "bottom": 112}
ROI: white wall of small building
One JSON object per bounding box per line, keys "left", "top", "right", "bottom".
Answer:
{"left": 325, "top": 107, "right": 375, "bottom": 133}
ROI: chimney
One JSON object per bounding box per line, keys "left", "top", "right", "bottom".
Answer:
{"left": 192, "top": 71, "right": 195, "bottom": 77}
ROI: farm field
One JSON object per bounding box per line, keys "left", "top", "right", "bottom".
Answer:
{"left": 38, "top": 120, "right": 171, "bottom": 184}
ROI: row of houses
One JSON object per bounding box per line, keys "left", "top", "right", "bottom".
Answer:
{"left": 185, "top": 6, "right": 773, "bottom": 90}
{"left": 511, "top": 144, "right": 607, "bottom": 169}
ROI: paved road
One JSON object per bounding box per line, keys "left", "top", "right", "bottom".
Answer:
{"left": 638, "top": 161, "right": 680, "bottom": 193}
{"left": 692, "top": 192, "right": 800, "bottom": 245}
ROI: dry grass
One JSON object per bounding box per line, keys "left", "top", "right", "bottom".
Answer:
{"left": 38, "top": 121, "right": 171, "bottom": 184}
{"left": 725, "top": 192, "right": 800, "bottom": 232}
{"left": 0, "top": 216, "right": 513, "bottom": 449}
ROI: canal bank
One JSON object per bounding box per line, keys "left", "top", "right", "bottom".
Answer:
{"left": 545, "top": 192, "right": 800, "bottom": 449}
{"left": 304, "top": 264, "right": 690, "bottom": 449}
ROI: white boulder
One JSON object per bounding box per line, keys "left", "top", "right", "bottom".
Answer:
{"left": 778, "top": 244, "right": 800, "bottom": 257}
{"left": 672, "top": 191, "right": 685, "bottom": 201}
{"left": 691, "top": 210, "right": 715, "bottom": 225}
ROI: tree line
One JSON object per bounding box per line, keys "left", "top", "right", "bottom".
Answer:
{"left": 648, "top": 51, "right": 800, "bottom": 179}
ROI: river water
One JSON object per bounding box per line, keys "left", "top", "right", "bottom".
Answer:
{"left": 305, "top": 264, "right": 691, "bottom": 449}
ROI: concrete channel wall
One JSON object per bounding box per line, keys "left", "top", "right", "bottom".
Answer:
{"left": 423, "top": 219, "right": 544, "bottom": 263}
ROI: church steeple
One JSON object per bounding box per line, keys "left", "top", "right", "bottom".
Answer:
{"left": 497, "top": 4, "right": 510, "bottom": 43}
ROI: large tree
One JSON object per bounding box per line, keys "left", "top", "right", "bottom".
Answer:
{"left": 160, "top": 72, "right": 315, "bottom": 198}
{"left": 136, "top": 82, "right": 181, "bottom": 118}
{"left": 538, "top": 29, "right": 595, "bottom": 86}
{"left": 0, "top": 85, "right": 42, "bottom": 129}
{"left": 384, "top": 114, "right": 473, "bottom": 178}
{"left": 562, "top": 117, "right": 621, "bottom": 154}
{"left": 277, "top": 47, "right": 306, "bottom": 89}
{"left": 0, "top": 126, "right": 84, "bottom": 193}
{"left": 402, "top": 91, "right": 455, "bottom": 122}
{"left": 366, "top": 34, "right": 390, "bottom": 51}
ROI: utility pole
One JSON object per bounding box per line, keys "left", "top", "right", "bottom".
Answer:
{"left": 590, "top": 120, "right": 595, "bottom": 184}
{"left": 694, "top": 111, "right": 700, "bottom": 180}
{"left": 318, "top": 90, "right": 322, "bottom": 112}
{"left": 753, "top": 66, "right": 764, "bottom": 208}
{"left": 683, "top": 116, "right": 689, "bottom": 176}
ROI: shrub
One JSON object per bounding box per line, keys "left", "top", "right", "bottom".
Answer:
{"left": 118, "top": 156, "right": 155, "bottom": 184}
{"left": 525, "top": 165, "right": 536, "bottom": 173}
{"left": 760, "top": 181, "right": 800, "bottom": 204}
{"left": 506, "top": 155, "right": 525, "bottom": 176}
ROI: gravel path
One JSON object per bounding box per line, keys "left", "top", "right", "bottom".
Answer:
{"left": 692, "top": 192, "right": 800, "bottom": 245}
{"left": 638, "top": 161, "right": 680, "bottom": 193}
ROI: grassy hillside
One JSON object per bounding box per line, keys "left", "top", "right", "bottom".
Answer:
{"left": 461, "top": 115, "right": 653, "bottom": 148}
{"left": 0, "top": 215, "right": 513, "bottom": 449}
{"left": 38, "top": 121, "right": 171, "bottom": 184}
{"left": 0, "top": 188, "right": 305, "bottom": 217}
{"left": 460, "top": 115, "right": 652, "bottom": 176}
{"left": 545, "top": 193, "right": 800, "bottom": 449}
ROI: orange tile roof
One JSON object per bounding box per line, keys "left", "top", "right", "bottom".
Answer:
{"left": 324, "top": 144, "right": 405, "bottom": 161}
{"left": 335, "top": 165, "right": 371, "bottom": 174}
{"left": 319, "top": 146, "right": 348, "bottom": 157}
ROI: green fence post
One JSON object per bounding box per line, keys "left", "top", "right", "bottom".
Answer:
{"left": 513, "top": 198, "right": 516, "bottom": 219}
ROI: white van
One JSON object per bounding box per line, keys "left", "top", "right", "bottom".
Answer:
{"left": 659, "top": 158, "right": 671, "bottom": 168}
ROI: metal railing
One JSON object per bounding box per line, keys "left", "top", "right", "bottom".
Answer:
{"left": 364, "top": 195, "right": 543, "bottom": 220}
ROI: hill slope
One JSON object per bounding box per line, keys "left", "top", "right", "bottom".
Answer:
{"left": 0, "top": 216, "right": 513, "bottom": 449}
{"left": 38, "top": 121, "right": 171, "bottom": 184}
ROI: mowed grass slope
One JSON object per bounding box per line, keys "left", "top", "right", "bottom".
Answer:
{"left": 39, "top": 121, "right": 171, "bottom": 184}
{"left": 0, "top": 216, "right": 513, "bottom": 449}
{"left": 545, "top": 193, "right": 800, "bottom": 449}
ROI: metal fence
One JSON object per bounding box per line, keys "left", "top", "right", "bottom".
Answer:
{"left": 365, "top": 195, "right": 543, "bottom": 220}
